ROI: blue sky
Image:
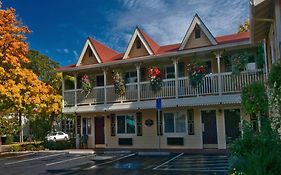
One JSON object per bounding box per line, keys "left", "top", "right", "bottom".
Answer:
{"left": 2, "top": 0, "right": 249, "bottom": 66}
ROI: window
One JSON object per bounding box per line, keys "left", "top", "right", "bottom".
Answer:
{"left": 96, "top": 75, "right": 104, "bottom": 86}
{"left": 125, "top": 71, "right": 137, "bottom": 83}
{"left": 164, "top": 112, "right": 186, "bottom": 133}
{"left": 136, "top": 37, "right": 142, "bottom": 49}
{"left": 82, "top": 117, "right": 91, "bottom": 135}
{"left": 117, "top": 114, "right": 136, "bottom": 134}
{"left": 165, "top": 65, "right": 175, "bottom": 79}
{"left": 195, "top": 28, "right": 201, "bottom": 39}
{"left": 205, "top": 61, "right": 212, "bottom": 74}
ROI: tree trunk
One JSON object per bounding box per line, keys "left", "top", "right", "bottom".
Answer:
{"left": 19, "top": 111, "right": 23, "bottom": 143}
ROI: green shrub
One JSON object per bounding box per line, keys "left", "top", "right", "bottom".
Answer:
{"left": 4, "top": 135, "right": 14, "bottom": 144}
{"left": 229, "top": 118, "right": 281, "bottom": 175}
{"left": 25, "top": 144, "right": 36, "bottom": 151}
{"left": 268, "top": 64, "right": 281, "bottom": 89}
{"left": 241, "top": 82, "right": 268, "bottom": 114}
{"left": 10, "top": 145, "right": 22, "bottom": 152}
{"left": 43, "top": 140, "right": 74, "bottom": 150}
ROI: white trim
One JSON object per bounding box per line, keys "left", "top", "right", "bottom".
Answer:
{"left": 179, "top": 14, "right": 217, "bottom": 50}
{"left": 123, "top": 28, "right": 153, "bottom": 59}
{"left": 76, "top": 39, "right": 102, "bottom": 66}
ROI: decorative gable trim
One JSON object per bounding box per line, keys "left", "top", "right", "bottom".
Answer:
{"left": 123, "top": 28, "right": 154, "bottom": 59}
{"left": 179, "top": 14, "right": 217, "bottom": 50}
{"left": 76, "top": 39, "right": 102, "bottom": 66}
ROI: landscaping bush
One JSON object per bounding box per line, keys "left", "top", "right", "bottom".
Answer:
{"left": 229, "top": 118, "right": 281, "bottom": 175}
{"left": 4, "top": 135, "right": 14, "bottom": 144}
{"left": 10, "top": 145, "right": 22, "bottom": 152}
{"left": 43, "top": 139, "right": 74, "bottom": 150}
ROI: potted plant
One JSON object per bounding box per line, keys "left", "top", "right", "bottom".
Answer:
{"left": 148, "top": 66, "right": 163, "bottom": 93}
{"left": 112, "top": 69, "right": 125, "bottom": 97}
{"left": 187, "top": 58, "right": 206, "bottom": 88}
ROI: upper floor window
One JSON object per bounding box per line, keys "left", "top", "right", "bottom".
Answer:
{"left": 117, "top": 114, "right": 135, "bottom": 134}
{"left": 165, "top": 65, "right": 175, "bottom": 79}
{"left": 136, "top": 37, "right": 142, "bottom": 49}
{"left": 125, "top": 70, "right": 137, "bottom": 83}
{"left": 195, "top": 28, "right": 201, "bottom": 39}
{"left": 164, "top": 112, "right": 186, "bottom": 133}
{"left": 88, "top": 48, "right": 94, "bottom": 57}
{"left": 96, "top": 75, "right": 104, "bottom": 86}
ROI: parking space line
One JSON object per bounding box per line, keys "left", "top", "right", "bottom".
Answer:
{"left": 86, "top": 153, "right": 136, "bottom": 170}
{"left": 0, "top": 153, "right": 35, "bottom": 161}
{"left": 152, "top": 153, "right": 183, "bottom": 170}
{"left": 5, "top": 153, "right": 66, "bottom": 165}
{"left": 46, "top": 155, "right": 93, "bottom": 166}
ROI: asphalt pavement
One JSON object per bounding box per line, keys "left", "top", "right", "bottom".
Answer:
{"left": 0, "top": 151, "right": 229, "bottom": 175}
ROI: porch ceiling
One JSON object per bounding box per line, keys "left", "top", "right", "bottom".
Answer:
{"left": 250, "top": 0, "right": 274, "bottom": 43}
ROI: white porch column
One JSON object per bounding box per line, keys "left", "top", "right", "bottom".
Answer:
{"left": 216, "top": 52, "right": 222, "bottom": 96}
{"left": 173, "top": 58, "right": 179, "bottom": 99}
{"left": 136, "top": 63, "right": 141, "bottom": 102}
{"left": 263, "top": 38, "right": 269, "bottom": 79}
{"left": 62, "top": 74, "right": 65, "bottom": 107}
{"left": 74, "top": 73, "right": 77, "bottom": 107}
{"left": 275, "top": 0, "right": 281, "bottom": 61}
{"left": 103, "top": 68, "right": 107, "bottom": 104}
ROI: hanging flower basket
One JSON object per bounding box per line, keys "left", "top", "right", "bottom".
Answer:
{"left": 187, "top": 59, "right": 206, "bottom": 88}
{"left": 112, "top": 69, "right": 125, "bottom": 97}
{"left": 148, "top": 66, "right": 163, "bottom": 93}
{"left": 81, "top": 74, "right": 94, "bottom": 97}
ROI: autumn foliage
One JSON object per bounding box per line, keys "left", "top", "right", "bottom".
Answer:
{"left": 0, "top": 8, "right": 61, "bottom": 116}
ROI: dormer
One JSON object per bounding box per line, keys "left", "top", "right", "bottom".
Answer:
{"left": 76, "top": 37, "right": 119, "bottom": 66}
{"left": 123, "top": 27, "right": 160, "bottom": 59}
{"left": 179, "top": 14, "right": 217, "bottom": 50}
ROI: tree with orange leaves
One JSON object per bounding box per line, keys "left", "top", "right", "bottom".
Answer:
{"left": 0, "top": 8, "right": 61, "bottom": 144}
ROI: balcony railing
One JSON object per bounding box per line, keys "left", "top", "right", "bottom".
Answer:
{"left": 63, "top": 70, "right": 266, "bottom": 107}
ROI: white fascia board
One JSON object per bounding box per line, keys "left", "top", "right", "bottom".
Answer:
{"left": 179, "top": 15, "right": 217, "bottom": 50}
{"left": 123, "top": 29, "right": 153, "bottom": 59}
{"left": 76, "top": 39, "right": 102, "bottom": 66}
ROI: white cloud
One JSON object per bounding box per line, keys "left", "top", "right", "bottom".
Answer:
{"left": 73, "top": 50, "right": 78, "bottom": 58}
{"left": 63, "top": 49, "right": 69, "bottom": 54}
{"left": 105, "top": 0, "right": 249, "bottom": 51}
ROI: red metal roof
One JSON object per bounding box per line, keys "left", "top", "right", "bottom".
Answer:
{"left": 58, "top": 32, "right": 250, "bottom": 71}
{"left": 216, "top": 32, "right": 249, "bottom": 44}
{"left": 137, "top": 27, "right": 160, "bottom": 54}
{"left": 88, "top": 37, "right": 120, "bottom": 63}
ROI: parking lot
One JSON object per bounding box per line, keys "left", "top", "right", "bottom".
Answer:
{"left": 0, "top": 151, "right": 229, "bottom": 175}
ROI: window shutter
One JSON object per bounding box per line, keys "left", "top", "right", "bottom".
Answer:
{"left": 136, "top": 112, "right": 142, "bottom": 136}
{"left": 110, "top": 114, "right": 116, "bottom": 136}
{"left": 157, "top": 110, "right": 163, "bottom": 136}
{"left": 187, "top": 109, "right": 194, "bottom": 135}
{"left": 178, "top": 62, "right": 185, "bottom": 77}
{"left": 140, "top": 67, "right": 146, "bottom": 81}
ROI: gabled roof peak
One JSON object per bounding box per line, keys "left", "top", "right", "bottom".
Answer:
{"left": 179, "top": 14, "right": 217, "bottom": 50}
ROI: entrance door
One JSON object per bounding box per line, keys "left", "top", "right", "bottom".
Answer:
{"left": 201, "top": 110, "right": 217, "bottom": 148}
{"left": 94, "top": 117, "right": 105, "bottom": 145}
{"left": 224, "top": 109, "right": 241, "bottom": 143}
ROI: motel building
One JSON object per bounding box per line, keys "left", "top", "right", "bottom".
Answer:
{"left": 57, "top": 14, "right": 266, "bottom": 150}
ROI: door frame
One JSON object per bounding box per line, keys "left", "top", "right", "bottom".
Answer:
{"left": 200, "top": 109, "right": 219, "bottom": 148}
{"left": 94, "top": 116, "right": 106, "bottom": 147}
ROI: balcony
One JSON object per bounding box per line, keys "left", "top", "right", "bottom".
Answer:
{"left": 63, "top": 70, "right": 265, "bottom": 108}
